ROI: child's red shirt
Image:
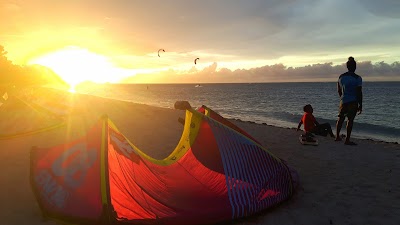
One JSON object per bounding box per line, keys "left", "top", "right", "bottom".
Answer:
{"left": 301, "top": 112, "right": 316, "bottom": 132}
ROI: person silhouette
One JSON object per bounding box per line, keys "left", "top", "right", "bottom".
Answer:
{"left": 297, "top": 104, "right": 335, "bottom": 138}
{"left": 335, "top": 57, "right": 363, "bottom": 145}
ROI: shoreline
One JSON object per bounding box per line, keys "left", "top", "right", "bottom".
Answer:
{"left": 84, "top": 97, "right": 400, "bottom": 144}
{"left": 50, "top": 85, "right": 400, "bottom": 144}
{"left": 18, "top": 85, "right": 400, "bottom": 145}
{"left": 228, "top": 118, "right": 399, "bottom": 145}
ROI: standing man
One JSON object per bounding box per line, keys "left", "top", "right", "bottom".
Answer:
{"left": 335, "top": 56, "right": 363, "bottom": 145}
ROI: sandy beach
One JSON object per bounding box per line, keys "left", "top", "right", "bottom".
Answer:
{"left": 0, "top": 88, "right": 399, "bottom": 225}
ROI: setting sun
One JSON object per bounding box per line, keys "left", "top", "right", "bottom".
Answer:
{"left": 28, "top": 46, "right": 130, "bottom": 86}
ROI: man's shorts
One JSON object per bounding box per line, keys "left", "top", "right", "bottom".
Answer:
{"left": 338, "top": 101, "right": 358, "bottom": 120}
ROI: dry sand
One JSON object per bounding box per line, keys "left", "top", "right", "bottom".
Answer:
{"left": 0, "top": 88, "right": 399, "bottom": 225}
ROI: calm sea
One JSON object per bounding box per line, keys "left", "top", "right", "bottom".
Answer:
{"left": 75, "top": 82, "right": 400, "bottom": 143}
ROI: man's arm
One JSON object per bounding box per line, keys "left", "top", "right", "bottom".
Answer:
{"left": 337, "top": 81, "right": 342, "bottom": 97}
{"left": 356, "top": 86, "right": 363, "bottom": 114}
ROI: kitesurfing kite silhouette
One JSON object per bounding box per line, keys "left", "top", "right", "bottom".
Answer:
{"left": 194, "top": 57, "right": 200, "bottom": 65}
{"left": 30, "top": 105, "right": 298, "bottom": 225}
{"left": 158, "top": 49, "right": 165, "bottom": 57}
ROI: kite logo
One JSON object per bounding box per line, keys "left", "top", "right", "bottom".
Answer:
{"left": 35, "top": 170, "right": 69, "bottom": 208}
{"left": 110, "top": 132, "right": 139, "bottom": 162}
{"left": 51, "top": 143, "right": 98, "bottom": 188}
{"left": 34, "top": 143, "right": 98, "bottom": 209}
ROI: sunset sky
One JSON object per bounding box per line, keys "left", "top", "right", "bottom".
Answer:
{"left": 1, "top": 0, "right": 400, "bottom": 84}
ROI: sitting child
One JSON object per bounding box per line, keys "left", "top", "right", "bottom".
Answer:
{"left": 297, "top": 104, "right": 335, "bottom": 138}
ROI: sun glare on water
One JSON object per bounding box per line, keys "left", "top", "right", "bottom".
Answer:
{"left": 28, "top": 46, "right": 125, "bottom": 86}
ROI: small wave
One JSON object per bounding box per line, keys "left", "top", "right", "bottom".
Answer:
{"left": 220, "top": 110, "right": 399, "bottom": 143}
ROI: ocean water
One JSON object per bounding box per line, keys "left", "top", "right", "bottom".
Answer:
{"left": 75, "top": 82, "right": 400, "bottom": 143}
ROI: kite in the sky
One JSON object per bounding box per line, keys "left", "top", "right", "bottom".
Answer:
{"left": 158, "top": 49, "right": 165, "bottom": 57}
{"left": 194, "top": 57, "right": 200, "bottom": 65}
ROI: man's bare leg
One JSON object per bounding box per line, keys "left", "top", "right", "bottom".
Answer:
{"left": 335, "top": 116, "right": 345, "bottom": 141}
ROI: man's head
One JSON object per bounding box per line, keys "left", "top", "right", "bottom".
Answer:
{"left": 347, "top": 56, "right": 357, "bottom": 72}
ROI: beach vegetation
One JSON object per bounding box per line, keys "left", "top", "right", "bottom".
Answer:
{"left": 0, "top": 45, "right": 67, "bottom": 90}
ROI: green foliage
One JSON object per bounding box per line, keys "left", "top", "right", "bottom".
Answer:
{"left": 0, "top": 45, "right": 67, "bottom": 88}
{"left": 0, "top": 45, "right": 15, "bottom": 84}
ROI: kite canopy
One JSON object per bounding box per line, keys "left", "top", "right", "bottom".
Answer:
{"left": 0, "top": 95, "right": 65, "bottom": 140}
{"left": 30, "top": 106, "right": 297, "bottom": 225}
{"left": 158, "top": 49, "right": 165, "bottom": 57}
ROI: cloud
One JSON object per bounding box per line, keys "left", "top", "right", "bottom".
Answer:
{"left": 358, "top": 0, "right": 400, "bottom": 18}
{"left": 55, "top": 0, "right": 309, "bottom": 57}
{"left": 122, "top": 60, "right": 400, "bottom": 83}
{"left": 115, "top": 0, "right": 400, "bottom": 61}
{"left": 3, "top": 0, "right": 400, "bottom": 68}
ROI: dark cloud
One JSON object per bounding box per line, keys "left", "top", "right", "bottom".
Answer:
{"left": 123, "top": 60, "right": 400, "bottom": 83}
{"left": 358, "top": 0, "right": 400, "bottom": 18}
